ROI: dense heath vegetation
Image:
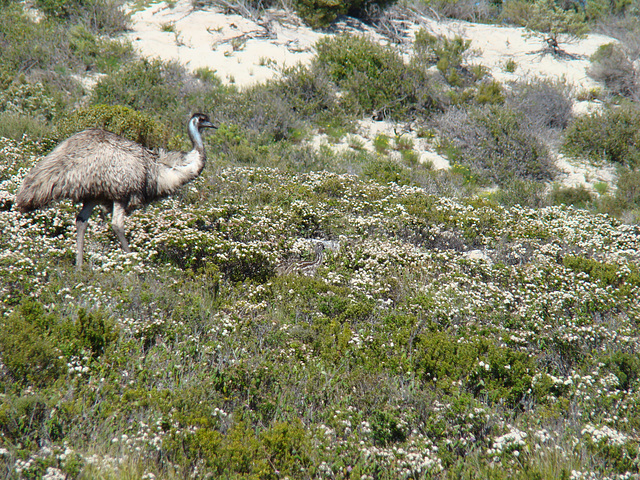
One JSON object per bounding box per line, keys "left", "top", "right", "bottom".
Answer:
{"left": 2, "top": 0, "right": 640, "bottom": 478}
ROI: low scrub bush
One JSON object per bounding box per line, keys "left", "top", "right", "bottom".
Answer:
{"left": 91, "top": 58, "right": 223, "bottom": 129}
{"left": 55, "top": 105, "right": 171, "bottom": 148}
{"left": 507, "top": 78, "right": 573, "bottom": 131}
{"left": 293, "top": 0, "right": 397, "bottom": 28}
{"left": 35, "top": 0, "right": 129, "bottom": 34}
{"left": 68, "top": 24, "right": 133, "bottom": 72}
{"left": 0, "top": 300, "right": 116, "bottom": 387}
{"left": 414, "top": 30, "right": 473, "bottom": 87}
{"left": 588, "top": 43, "right": 638, "bottom": 98}
{"left": 437, "top": 105, "right": 555, "bottom": 185}
{"left": 0, "top": 4, "right": 75, "bottom": 76}
{"left": 548, "top": 184, "right": 594, "bottom": 209}
{"left": 615, "top": 168, "right": 640, "bottom": 209}
{"left": 315, "top": 34, "right": 437, "bottom": 119}
{"left": 562, "top": 105, "right": 640, "bottom": 167}
{"left": 217, "top": 83, "right": 307, "bottom": 144}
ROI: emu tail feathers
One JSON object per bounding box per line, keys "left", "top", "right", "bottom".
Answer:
{"left": 16, "top": 155, "right": 72, "bottom": 212}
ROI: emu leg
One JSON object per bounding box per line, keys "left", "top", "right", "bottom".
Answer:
{"left": 76, "top": 201, "right": 97, "bottom": 269}
{"left": 111, "top": 201, "right": 131, "bottom": 253}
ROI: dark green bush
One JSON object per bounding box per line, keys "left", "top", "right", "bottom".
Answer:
{"left": 0, "top": 300, "right": 118, "bottom": 388}
{"left": 293, "top": 0, "right": 397, "bottom": 28}
{"left": 615, "top": 169, "right": 640, "bottom": 209}
{"left": 0, "top": 5, "right": 75, "bottom": 75}
{"left": 489, "top": 179, "right": 547, "bottom": 208}
{"left": 0, "top": 301, "right": 65, "bottom": 387}
{"left": 414, "top": 30, "right": 472, "bottom": 87}
{"left": 91, "top": 58, "right": 222, "bottom": 129}
{"left": 68, "top": 24, "right": 133, "bottom": 72}
{"left": 315, "top": 34, "right": 437, "bottom": 118}
{"left": 548, "top": 184, "right": 594, "bottom": 209}
{"left": 217, "top": 83, "right": 306, "bottom": 143}
{"left": 562, "top": 105, "right": 640, "bottom": 167}
{"left": 55, "top": 105, "right": 171, "bottom": 149}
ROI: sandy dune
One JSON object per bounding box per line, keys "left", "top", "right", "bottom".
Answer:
{"left": 125, "top": 1, "right": 619, "bottom": 188}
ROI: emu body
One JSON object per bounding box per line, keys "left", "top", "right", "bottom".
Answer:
{"left": 16, "top": 113, "right": 216, "bottom": 269}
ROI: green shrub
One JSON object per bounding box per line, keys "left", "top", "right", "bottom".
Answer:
{"left": 489, "top": 179, "right": 547, "bottom": 208}
{"left": 476, "top": 80, "right": 505, "bottom": 104}
{"left": 315, "top": 34, "right": 436, "bottom": 118}
{"left": 35, "top": 0, "right": 129, "bottom": 34}
{"left": 55, "top": 105, "right": 171, "bottom": 149}
{"left": 604, "top": 352, "right": 640, "bottom": 391}
{"left": 0, "top": 81, "right": 59, "bottom": 120}
{"left": 90, "top": 58, "right": 221, "bottom": 128}
{"left": 615, "top": 169, "right": 640, "bottom": 209}
{"left": 562, "top": 105, "right": 640, "bottom": 167}
{"left": 548, "top": 184, "right": 594, "bottom": 209}
{"left": 414, "top": 30, "right": 472, "bottom": 87}
{"left": 68, "top": 24, "right": 133, "bottom": 72}
{"left": 0, "top": 300, "right": 65, "bottom": 387}
{"left": 0, "top": 299, "right": 118, "bottom": 388}
{"left": 277, "top": 65, "right": 338, "bottom": 120}
{"left": 217, "top": 83, "right": 306, "bottom": 143}
{"left": 293, "top": 0, "right": 397, "bottom": 28}
{"left": 0, "top": 4, "right": 75, "bottom": 75}
{"left": 371, "top": 410, "right": 408, "bottom": 446}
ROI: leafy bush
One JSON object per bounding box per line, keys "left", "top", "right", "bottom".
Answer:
{"left": 437, "top": 105, "right": 555, "bottom": 185}
{"left": 615, "top": 168, "right": 640, "bottom": 209}
{"left": 414, "top": 30, "right": 472, "bottom": 87}
{"left": 293, "top": 0, "right": 398, "bottom": 28}
{"left": 35, "top": 0, "right": 129, "bottom": 34}
{"left": 549, "top": 184, "right": 594, "bottom": 209}
{"left": 55, "top": 105, "right": 171, "bottom": 149}
{"left": 0, "top": 81, "right": 59, "bottom": 120}
{"left": 562, "top": 105, "right": 640, "bottom": 167}
{"left": 68, "top": 24, "right": 133, "bottom": 72}
{"left": 90, "top": 58, "right": 222, "bottom": 129}
{"left": 216, "top": 82, "right": 307, "bottom": 144}
{"left": 518, "top": 0, "right": 588, "bottom": 53}
{"left": 0, "top": 300, "right": 66, "bottom": 387}
{"left": 489, "top": 179, "right": 547, "bottom": 208}
{"left": 0, "top": 4, "right": 75, "bottom": 76}
{"left": 315, "top": 34, "right": 437, "bottom": 118}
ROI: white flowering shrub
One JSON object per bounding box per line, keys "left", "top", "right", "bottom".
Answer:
{"left": 1, "top": 136, "right": 640, "bottom": 479}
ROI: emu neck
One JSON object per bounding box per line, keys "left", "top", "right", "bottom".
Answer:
{"left": 155, "top": 121, "right": 207, "bottom": 198}
{"left": 188, "top": 119, "right": 205, "bottom": 154}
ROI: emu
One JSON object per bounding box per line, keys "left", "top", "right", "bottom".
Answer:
{"left": 16, "top": 113, "right": 216, "bottom": 269}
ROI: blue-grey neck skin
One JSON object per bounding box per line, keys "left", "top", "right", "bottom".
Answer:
{"left": 188, "top": 117, "right": 204, "bottom": 152}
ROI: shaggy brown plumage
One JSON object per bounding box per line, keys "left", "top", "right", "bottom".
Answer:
{"left": 16, "top": 113, "right": 216, "bottom": 269}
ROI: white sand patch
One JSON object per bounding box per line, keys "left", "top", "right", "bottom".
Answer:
{"left": 555, "top": 153, "right": 618, "bottom": 191}
{"left": 125, "top": 0, "right": 325, "bottom": 86}
{"left": 411, "top": 17, "right": 615, "bottom": 91}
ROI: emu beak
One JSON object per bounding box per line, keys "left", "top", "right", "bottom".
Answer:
{"left": 203, "top": 120, "right": 217, "bottom": 129}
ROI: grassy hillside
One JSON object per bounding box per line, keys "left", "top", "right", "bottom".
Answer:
{"left": 1, "top": 0, "right": 640, "bottom": 479}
